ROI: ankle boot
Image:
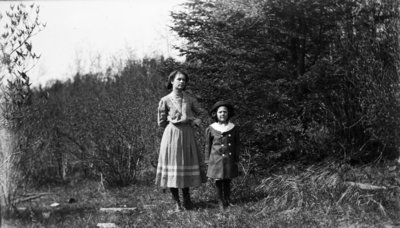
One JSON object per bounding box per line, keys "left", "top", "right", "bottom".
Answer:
{"left": 170, "top": 188, "right": 182, "bottom": 212}
{"left": 182, "top": 188, "right": 193, "bottom": 210}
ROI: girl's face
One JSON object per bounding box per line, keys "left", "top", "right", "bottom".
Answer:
{"left": 171, "top": 72, "right": 186, "bottom": 90}
{"left": 217, "top": 106, "right": 229, "bottom": 123}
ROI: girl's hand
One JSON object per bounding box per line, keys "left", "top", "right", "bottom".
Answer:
{"left": 168, "top": 115, "right": 187, "bottom": 124}
{"left": 193, "top": 118, "right": 201, "bottom": 127}
{"left": 170, "top": 119, "right": 180, "bottom": 124}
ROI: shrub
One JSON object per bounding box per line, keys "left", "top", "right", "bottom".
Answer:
{"left": 18, "top": 57, "right": 173, "bottom": 187}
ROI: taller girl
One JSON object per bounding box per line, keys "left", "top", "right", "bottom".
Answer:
{"left": 156, "top": 70, "right": 205, "bottom": 212}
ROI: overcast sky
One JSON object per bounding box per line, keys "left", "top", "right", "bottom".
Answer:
{"left": 1, "top": 0, "right": 186, "bottom": 87}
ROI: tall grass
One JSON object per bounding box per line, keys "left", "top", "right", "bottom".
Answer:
{"left": 0, "top": 160, "right": 398, "bottom": 227}
{"left": 255, "top": 161, "right": 400, "bottom": 225}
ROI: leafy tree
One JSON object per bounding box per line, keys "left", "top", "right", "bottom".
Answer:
{"left": 0, "top": 3, "right": 44, "bottom": 215}
{"left": 171, "top": 0, "right": 400, "bottom": 172}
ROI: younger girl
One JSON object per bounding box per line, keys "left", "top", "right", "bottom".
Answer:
{"left": 205, "top": 101, "right": 240, "bottom": 210}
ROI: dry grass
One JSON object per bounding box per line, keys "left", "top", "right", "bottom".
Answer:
{"left": 2, "top": 160, "right": 400, "bottom": 227}
{"left": 255, "top": 160, "right": 400, "bottom": 227}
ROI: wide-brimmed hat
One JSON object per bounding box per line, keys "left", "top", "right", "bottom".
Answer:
{"left": 209, "top": 100, "right": 234, "bottom": 116}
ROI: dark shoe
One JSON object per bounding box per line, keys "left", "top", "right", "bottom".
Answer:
{"left": 224, "top": 198, "right": 234, "bottom": 207}
{"left": 183, "top": 200, "right": 193, "bottom": 210}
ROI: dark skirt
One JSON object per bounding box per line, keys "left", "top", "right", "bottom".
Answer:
{"left": 155, "top": 123, "right": 203, "bottom": 188}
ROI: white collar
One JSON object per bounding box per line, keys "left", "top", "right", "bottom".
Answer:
{"left": 210, "top": 122, "right": 235, "bottom": 133}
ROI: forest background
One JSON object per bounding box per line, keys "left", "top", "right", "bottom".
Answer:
{"left": 1, "top": 0, "right": 400, "bottom": 227}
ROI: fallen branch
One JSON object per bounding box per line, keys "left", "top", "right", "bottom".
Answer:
{"left": 13, "top": 192, "right": 53, "bottom": 204}
{"left": 100, "top": 207, "right": 137, "bottom": 212}
{"left": 97, "top": 223, "right": 118, "bottom": 228}
{"left": 345, "top": 182, "right": 387, "bottom": 190}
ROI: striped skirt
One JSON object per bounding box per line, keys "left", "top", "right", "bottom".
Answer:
{"left": 155, "top": 123, "right": 203, "bottom": 188}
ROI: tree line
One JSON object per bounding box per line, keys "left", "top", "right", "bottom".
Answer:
{"left": 171, "top": 0, "right": 400, "bottom": 170}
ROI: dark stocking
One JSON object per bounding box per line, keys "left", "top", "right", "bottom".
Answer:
{"left": 182, "top": 187, "right": 193, "bottom": 210}
{"left": 215, "top": 180, "right": 224, "bottom": 209}
{"left": 223, "top": 179, "right": 231, "bottom": 206}
{"left": 170, "top": 188, "right": 182, "bottom": 211}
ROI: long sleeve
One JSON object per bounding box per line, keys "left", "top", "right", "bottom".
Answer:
{"left": 204, "top": 127, "right": 212, "bottom": 164}
{"left": 234, "top": 128, "right": 241, "bottom": 163}
{"left": 158, "top": 98, "right": 168, "bottom": 128}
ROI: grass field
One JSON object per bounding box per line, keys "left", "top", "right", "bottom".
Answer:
{"left": 3, "top": 160, "right": 400, "bottom": 228}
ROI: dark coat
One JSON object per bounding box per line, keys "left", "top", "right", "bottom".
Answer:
{"left": 205, "top": 125, "right": 240, "bottom": 179}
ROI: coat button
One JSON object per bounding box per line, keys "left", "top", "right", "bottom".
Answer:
{"left": 229, "top": 153, "right": 232, "bottom": 155}
{"left": 228, "top": 134, "right": 231, "bottom": 137}
{"left": 228, "top": 143, "right": 231, "bottom": 146}
{"left": 221, "top": 144, "right": 224, "bottom": 147}
{"left": 222, "top": 154, "right": 225, "bottom": 156}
